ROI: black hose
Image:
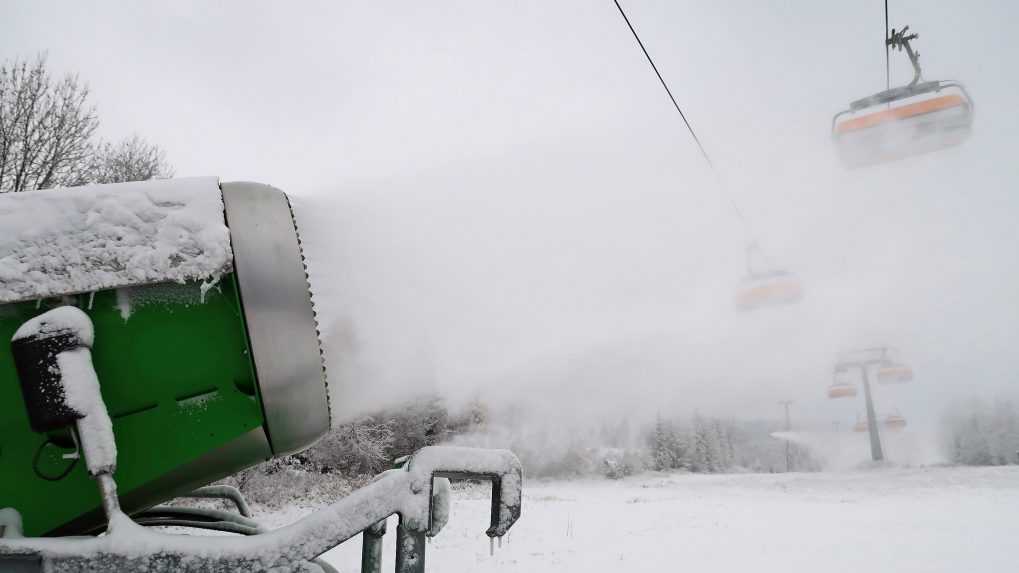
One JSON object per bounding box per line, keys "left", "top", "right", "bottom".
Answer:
{"left": 33, "top": 435, "right": 79, "bottom": 482}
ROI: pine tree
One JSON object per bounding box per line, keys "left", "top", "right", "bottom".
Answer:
{"left": 671, "top": 428, "right": 693, "bottom": 471}
{"left": 713, "top": 419, "right": 735, "bottom": 470}
{"left": 989, "top": 400, "right": 1019, "bottom": 464}
{"left": 692, "top": 414, "right": 712, "bottom": 473}
{"left": 652, "top": 414, "right": 674, "bottom": 471}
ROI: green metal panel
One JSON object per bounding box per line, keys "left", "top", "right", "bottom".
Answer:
{"left": 0, "top": 274, "right": 269, "bottom": 537}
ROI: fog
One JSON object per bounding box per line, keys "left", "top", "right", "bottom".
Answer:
{"left": 5, "top": 1, "right": 1019, "bottom": 433}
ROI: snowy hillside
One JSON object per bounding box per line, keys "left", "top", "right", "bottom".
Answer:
{"left": 255, "top": 466, "right": 1018, "bottom": 573}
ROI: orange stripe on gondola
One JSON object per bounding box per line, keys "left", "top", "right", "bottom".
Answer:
{"left": 835, "top": 94, "right": 966, "bottom": 134}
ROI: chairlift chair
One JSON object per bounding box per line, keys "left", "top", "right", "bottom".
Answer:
{"left": 827, "top": 366, "right": 858, "bottom": 399}
{"left": 832, "top": 27, "right": 974, "bottom": 168}
{"left": 884, "top": 413, "right": 908, "bottom": 431}
{"left": 734, "top": 243, "right": 803, "bottom": 311}
{"left": 877, "top": 361, "right": 914, "bottom": 384}
{"left": 735, "top": 270, "right": 804, "bottom": 311}
{"left": 827, "top": 382, "right": 857, "bottom": 399}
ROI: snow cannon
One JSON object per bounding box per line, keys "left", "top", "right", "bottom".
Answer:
{"left": 0, "top": 178, "right": 524, "bottom": 572}
{"left": 0, "top": 178, "right": 330, "bottom": 538}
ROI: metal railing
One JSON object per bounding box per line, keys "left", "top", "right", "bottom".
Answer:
{"left": 0, "top": 446, "right": 523, "bottom": 573}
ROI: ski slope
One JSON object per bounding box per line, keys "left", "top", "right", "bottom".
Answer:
{"left": 260, "top": 465, "right": 1018, "bottom": 572}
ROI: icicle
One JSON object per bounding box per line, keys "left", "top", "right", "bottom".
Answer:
{"left": 115, "top": 289, "right": 132, "bottom": 321}
{"left": 489, "top": 537, "right": 494, "bottom": 556}
{"left": 35, "top": 299, "right": 41, "bottom": 309}
{"left": 199, "top": 275, "right": 222, "bottom": 304}
{"left": 87, "top": 291, "right": 96, "bottom": 310}
{"left": 498, "top": 536, "right": 502, "bottom": 549}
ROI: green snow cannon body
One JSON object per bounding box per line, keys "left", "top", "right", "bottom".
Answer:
{"left": 0, "top": 178, "right": 330, "bottom": 537}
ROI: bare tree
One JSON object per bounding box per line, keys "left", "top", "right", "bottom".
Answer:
{"left": 0, "top": 55, "right": 173, "bottom": 192}
{"left": 0, "top": 55, "right": 98, "bottom": 192}
{"left": 307, "top": 418, "right": 395, "bottom": 476}
{"left": 88, "top": 134, "right": 172, "bottom": 184}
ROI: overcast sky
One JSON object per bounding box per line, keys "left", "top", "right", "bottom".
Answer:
{"left": 5, "top": 1, "right": 1018, "bottom": 429}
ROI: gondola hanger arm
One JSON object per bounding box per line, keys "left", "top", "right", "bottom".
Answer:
{"left": 887, "top": 26, "right": 923, "bottom": 86}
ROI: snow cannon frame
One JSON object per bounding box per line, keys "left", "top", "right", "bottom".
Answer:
{"left": 0, "top": 446, "right": 523, "bottom": 572}
{"left": 0, "top": 179, "right": 330, "bottom": 538}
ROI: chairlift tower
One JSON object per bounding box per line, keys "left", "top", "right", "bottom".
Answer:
{"left": 828, "top": 347, "right": 914, "bottom": 462}
{"left": 778, "top": 400, "right": 794, "bottom": 471}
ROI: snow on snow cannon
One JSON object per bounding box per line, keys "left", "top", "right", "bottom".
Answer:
{"left": 0, "top": 178, "right": 523, "bottom": 572}
{"left": 0, "top": 178, "right": 330, "bottom": 539}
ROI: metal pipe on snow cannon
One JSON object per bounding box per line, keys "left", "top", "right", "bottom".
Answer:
{"left": 10, "top": 307, "right": 122, "bottom": 523}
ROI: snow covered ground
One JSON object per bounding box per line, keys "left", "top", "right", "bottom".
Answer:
{"left": 259, "top": 465, "right": 1019, "bottom": 573}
